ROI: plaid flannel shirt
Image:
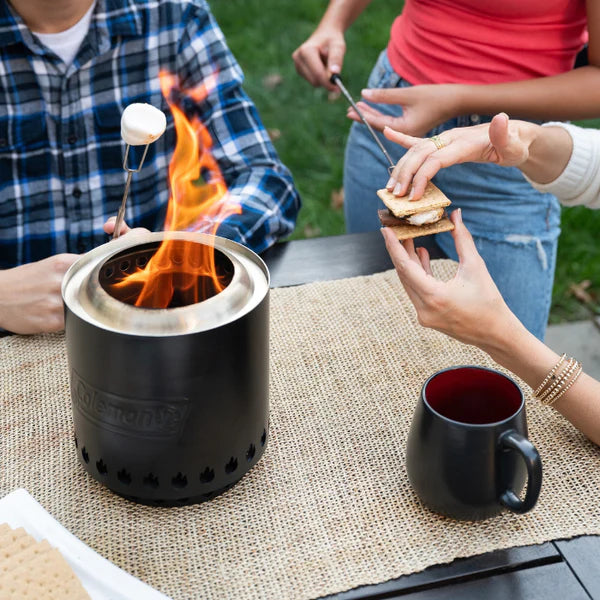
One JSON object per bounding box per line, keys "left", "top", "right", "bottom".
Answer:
{"left": 0, "top": 0, "right": 300, "bottom": 268}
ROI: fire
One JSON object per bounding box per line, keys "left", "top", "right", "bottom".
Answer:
{"left": 112, "top": 70, "right": 241, "bottom": 309}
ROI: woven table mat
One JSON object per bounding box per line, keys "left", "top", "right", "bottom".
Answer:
{"left": 1, "top": 261, "right": 599, "bottom": 600}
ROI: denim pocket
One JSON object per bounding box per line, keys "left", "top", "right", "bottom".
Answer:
{"left": 366, "top": 49, "right": 401, "bottom": 89}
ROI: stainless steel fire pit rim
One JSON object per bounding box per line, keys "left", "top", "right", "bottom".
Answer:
{"left": 62, "top": 231, "right": 270, "bottom": 336}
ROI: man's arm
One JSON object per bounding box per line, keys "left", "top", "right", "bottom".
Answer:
{"left": 0, "top": 254, "right": 78, "bottom": 334}
{"left": 174, "top": 5, "right": 301, "bottom": 253}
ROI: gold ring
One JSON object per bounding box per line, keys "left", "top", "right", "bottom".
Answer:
{"left": 429, "top": 135, "right": 445, "bottom": 150}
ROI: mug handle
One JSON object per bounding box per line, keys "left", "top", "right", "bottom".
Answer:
{"left": 498, "top": 429, "right": 543, "bottom": 514}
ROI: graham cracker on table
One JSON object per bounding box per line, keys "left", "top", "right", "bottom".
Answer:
{"left": 377, "top": 183, "right": 451, "bottom": 218}
{"left": 381, "top": 215, "right": 455, "bottom": 240}
{"left": 0, "top": 524, "right": 90, "bottom": 599}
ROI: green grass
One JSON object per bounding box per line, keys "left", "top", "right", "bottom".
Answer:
{"left": 212, "top": 0, "right": 600, "bottom": 322}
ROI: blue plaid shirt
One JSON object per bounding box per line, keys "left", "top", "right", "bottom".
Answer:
{"left": 0, "top": 0, "right": 300, "bottom": 269}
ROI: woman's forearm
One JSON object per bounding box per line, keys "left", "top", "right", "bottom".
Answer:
{"left": 318, "top": 0, "right": 375, "bottom": 31}
{"left": 514, "top": 122, "right": 574, "bottom": 184}
{"left": 455, "top": 67, "right": 600, "bottom": 122}
{"left": 482, "top": 318, "right": 600, "bottom": 446}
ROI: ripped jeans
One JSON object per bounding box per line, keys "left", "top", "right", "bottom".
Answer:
{"left": 343, "top": 50, "right": 560, "bottom": 340}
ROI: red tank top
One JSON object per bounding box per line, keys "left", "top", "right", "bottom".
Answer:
{"left": 387, "top": 0, "right": 587, "bottom": 85}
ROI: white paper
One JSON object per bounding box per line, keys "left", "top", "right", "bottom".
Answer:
{"left": 0, "top": 489, "right": 172, "bottom": 600}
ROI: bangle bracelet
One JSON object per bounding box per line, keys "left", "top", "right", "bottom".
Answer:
{"left": 537, "top": 358, "right": 578, "bottom": 403}
{"left": 547, "top": 364, "right": 583, "bottom": 406}
{"left": 534, "top": 353, "right": 566, "bottom": 396}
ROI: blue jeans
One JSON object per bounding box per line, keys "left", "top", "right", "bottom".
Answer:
{"left": 344, "top": 51, "right": 561, "bottom": 341}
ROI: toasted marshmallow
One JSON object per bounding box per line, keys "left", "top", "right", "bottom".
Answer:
{"left": 406, "top": 208, "right": 444, "bottom": 226}
{"left": 121, "top": 103, "right": 167, "bottom": 146}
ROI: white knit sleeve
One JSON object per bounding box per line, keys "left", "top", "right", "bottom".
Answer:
{"left": 523, "top": 122, "right": 600, "bottom": 209}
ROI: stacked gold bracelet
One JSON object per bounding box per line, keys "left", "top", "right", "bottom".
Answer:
{"left": 534, "top": 354, "right": 583, "bottom": 407}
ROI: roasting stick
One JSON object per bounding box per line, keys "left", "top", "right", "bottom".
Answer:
{"left": 330, "top": 73, "right": 396, "bottom": 175}
{"left": 113, "top": 103, "right": 167, "bottom": 239}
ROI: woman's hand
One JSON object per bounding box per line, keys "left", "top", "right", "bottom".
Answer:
{"left": 382, "top": 209, "right": 600, "bottom": 446}
{"left": 348, "top": 84, "right": 465, "bottom": 137}
{"left": 292, "top": 25, "right": 346, "bottom": 91}
{"left": 381, "top": 113, "right": 559, "bottom": 200}
{"left": 380, "top": 209, "right": 523, "bottom": 351}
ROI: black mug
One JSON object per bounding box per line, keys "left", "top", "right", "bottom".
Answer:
{"left": 406, "top": 365, "right": 542, "bottom": 521}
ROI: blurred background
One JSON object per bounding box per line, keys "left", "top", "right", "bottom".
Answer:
{"left": 212, "top": 0, "right": 600, "bottom": 323}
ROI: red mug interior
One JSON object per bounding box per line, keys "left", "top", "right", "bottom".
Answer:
{"left": 424, "top": 367, "right": 523, "bottom": 425}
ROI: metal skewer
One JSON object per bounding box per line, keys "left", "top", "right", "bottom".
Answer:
{"left": 112, "top": 143, "right": 150, "bottom": 239}
{"left": 330, "top": 73, "right": 396, "bottom": 175}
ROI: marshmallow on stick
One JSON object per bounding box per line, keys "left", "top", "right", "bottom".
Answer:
{"left": 113, "top": 103, "right": 167, "bottom": 239}
{"left": 120, "top": 103, "right": 167, "bottom": 146}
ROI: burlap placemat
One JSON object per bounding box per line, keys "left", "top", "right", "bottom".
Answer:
{"left": 1, "top": 261, "right": 599, "bottom": 600}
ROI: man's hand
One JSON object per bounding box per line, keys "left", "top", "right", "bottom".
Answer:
{"left": 292, "top": 25, "right": 346, "bottom": 91}
{"left": 0, "top": 254, "right": 79, "bottom": 334}
{"left": 103, "top": 217, "right": 150, "bottom": 238}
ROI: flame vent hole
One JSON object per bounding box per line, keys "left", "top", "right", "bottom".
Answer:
{"left": 225, "top": 457, "right": 238, "bottom": 474}
{"left": 246, "top": 444, "right": 256, "bottom": 461}
{"left": 143, "top": 474, "right": 159, "bottom": 488}
{"left": 200, "top": 467, "right": 215, "bottom": 483}
{"left": 261, "top": 429, "right": 267, "bottom": 446}
{"left": 117, "top": 469, "right": 132, "bottom": 485}
{"left": 96, "top": 459, "right": 108, "bottom": 475}
{"left": 99, "top": 240, "right": 235, "bottom": 308}
{"left": 74, "top": 436, "right": 78, "bottom": 449}
{"left": 81, "top": 447, "right": 89, "bottom": 463}
{"left": 172, "top": 473, "right": 188, "bottom": 489}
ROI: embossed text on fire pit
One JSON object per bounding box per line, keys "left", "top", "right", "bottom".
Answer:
{"left": 71, "top": 370, "right": 190, "bottom": 439}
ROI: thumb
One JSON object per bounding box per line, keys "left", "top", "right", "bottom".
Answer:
{"left": 449, "top": 208, "right": 480, "bottom": 264}
{"left": 327, "top": 42, "right": 346, "bottom": 74}
{"left": 488, "top": 112, "right": 510, "bottom": 153}
{"left": 103, "top": 216, "right": 131, "bottom": 236}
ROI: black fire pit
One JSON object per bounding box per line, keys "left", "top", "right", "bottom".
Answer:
{"left": 62, "top": 232, "right": 269, "bottom": 506}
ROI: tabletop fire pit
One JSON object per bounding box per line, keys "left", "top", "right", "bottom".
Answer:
{"left": 62, "top": 231, "right": 269, "bottom": 506}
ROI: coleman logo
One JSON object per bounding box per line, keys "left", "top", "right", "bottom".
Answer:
{"left": 71, "top": 371, "right": 190, "bottom": 438}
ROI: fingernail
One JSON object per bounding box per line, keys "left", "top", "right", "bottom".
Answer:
{"left": 456, "top": 207, "right": 463, "bottom": 222}
{"left": 407, "top": 187, "right": 414, "bottom": 201}
{"left": 361, "top": 89, "right": 372, "bottom": 99}
{"left": 393, "top": 182, "right": 403, "bottom": 196}
{"left": 386, "top": 177, "right": 396, "bottom": 190}
{"left": 330, "top": 64, "right": 340, "bottom": 73}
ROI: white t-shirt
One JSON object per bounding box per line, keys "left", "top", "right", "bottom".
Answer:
{"left": 525, "top": 122, "right": 600, "bottom": 210}
{"left": 33, "top": 1, "right": 97, "bottom": 67}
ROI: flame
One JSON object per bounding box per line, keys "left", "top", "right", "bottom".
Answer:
{"left": 113, "top": 70, "right": 241, "bottom": 308}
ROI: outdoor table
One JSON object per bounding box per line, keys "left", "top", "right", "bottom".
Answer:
{"left": 0, "top": 231, "right": 598, "bottom": 600}
{"left": 263, "top": 231, "right": 600, "bottom": 600}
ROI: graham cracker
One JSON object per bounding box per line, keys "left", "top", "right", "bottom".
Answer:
{"left": 377, "top": 183, "right": 451, "bottom": 218}
{"left": 0, "top": 524, "right": 90, "bottom": 599}
{"left": 383, "top": 216, "right": 455, "bottom": 240}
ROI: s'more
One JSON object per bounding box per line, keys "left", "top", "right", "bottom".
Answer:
{"left": 377, "top": 182, "right": 454, "bottom": 240}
